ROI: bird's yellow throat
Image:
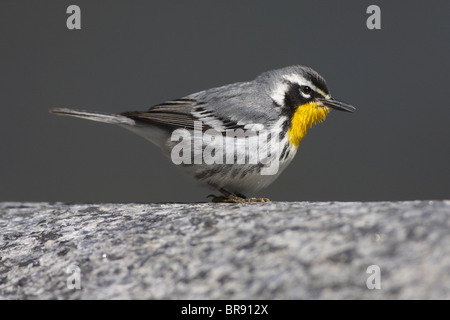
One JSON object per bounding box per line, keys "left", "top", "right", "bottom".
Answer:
{"left": 287, "top": 102, "right": 330, "bottom": 147}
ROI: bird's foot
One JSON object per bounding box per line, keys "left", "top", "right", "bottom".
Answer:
{"left": 207, "top": 194, "right": 271, "bottom": 203}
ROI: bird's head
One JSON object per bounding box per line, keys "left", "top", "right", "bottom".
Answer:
{"left": 262, "top": 65, "right": 355, "bottom": 147}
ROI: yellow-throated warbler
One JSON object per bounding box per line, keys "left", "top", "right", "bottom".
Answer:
{"left": 51, "top": 65, "right": 355, "bottom": 202}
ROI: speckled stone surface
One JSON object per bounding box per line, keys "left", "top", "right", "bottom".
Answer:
{"left": 1, "top": 201, "right": 449, "bottom": 299}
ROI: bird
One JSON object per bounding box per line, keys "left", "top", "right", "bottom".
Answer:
{"left": 50, "top": 65, "right": 355, "bottom": 202}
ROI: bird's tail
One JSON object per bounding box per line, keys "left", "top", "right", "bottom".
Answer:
{"left": 49, "top": 108, "right": 136, "bottom": 126}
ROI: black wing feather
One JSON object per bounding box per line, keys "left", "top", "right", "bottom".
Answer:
{"left": 119, "top": 99, "right": 200, "bottom": 130}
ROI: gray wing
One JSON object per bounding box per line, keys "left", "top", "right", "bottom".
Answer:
{"left": 119, "top": 81, "right": 279, "bottom": 132}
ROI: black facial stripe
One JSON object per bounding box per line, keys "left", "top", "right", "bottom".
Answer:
{"left": 285, "top": 80, "right": 329, "bottom": 104}
{"left": 284, "top": 81, "right": 325, "bottom": 109}
{"left": 281, "top": 81, "right": 329, "bottom": 121}
{"left": 283, "top": 82, "right": 303, "bottom": 110}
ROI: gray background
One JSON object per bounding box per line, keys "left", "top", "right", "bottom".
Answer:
{"left": 1, "top": 1, "right": 449, "bottom": 203}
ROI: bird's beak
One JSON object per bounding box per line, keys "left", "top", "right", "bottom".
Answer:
{"left": 318, "top": 98, "right": 356, "bottom": 113}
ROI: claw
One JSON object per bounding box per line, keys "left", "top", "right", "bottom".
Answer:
{"left": 207, "top": 194, "right": 271, "bottom": 203}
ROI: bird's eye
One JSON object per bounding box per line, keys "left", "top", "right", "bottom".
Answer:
{"left": 300, "top": 86, "right": 312, "bottom": 96}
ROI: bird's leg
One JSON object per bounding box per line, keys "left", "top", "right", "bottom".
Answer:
{"left": 207, "top": 188, "right": 271, "bottom": 203}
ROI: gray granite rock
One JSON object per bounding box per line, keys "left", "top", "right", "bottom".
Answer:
{"left": 1, "top": 201, "right": 449, "bottom": 299}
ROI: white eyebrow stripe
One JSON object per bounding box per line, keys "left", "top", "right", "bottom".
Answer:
{"left": 270, "top": 73, "right": 329, "bottom": 105}
{"left": 283, "top": 73, "right": 320, "bottom": 92}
